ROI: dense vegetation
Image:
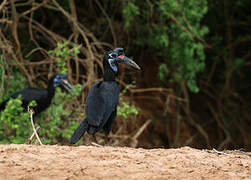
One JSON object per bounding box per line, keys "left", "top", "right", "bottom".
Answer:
{"left": 0, "top": 0, "right": 250, "bottom": 150}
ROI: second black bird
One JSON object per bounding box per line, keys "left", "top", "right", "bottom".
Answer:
{"left": 0, "top": 74, "right": 72, "bottom": 117}
{"left": 70, "top": 48, "right": 140, "bottom": 144}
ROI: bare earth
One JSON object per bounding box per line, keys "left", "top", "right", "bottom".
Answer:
{"left": 0, "top": 144, "right": 250, "bottom": 180}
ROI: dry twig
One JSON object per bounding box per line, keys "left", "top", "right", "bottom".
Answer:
{"left": 28, "top": 107, "right": 43, "bottom": 145}
{"left": 26, "top": 126, "right": 40, "bottom": 144}
{"left": 130, "top": 119, "right": 152, "bottom": 148}
{"left": 212, "top": 148, "right": 229, "bottom": 156}
{"left": 0, "top": 0, "right": 8, "bottom": 11}
{"left": 234, "top": 150, "right": 251, "bottom": 157}
{"left": 90, "top": 142, "right": 103, "bottom": 147}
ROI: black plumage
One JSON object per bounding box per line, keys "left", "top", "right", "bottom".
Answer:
{"left": 70, "top": 48, "right": 140, "bottom": 144}
{"left": 0, "top": 74, "right": 72, "bottom": 116}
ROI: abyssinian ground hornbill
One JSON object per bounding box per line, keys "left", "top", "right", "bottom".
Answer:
{"left": 0, "top": 74, "right": 72, "bottom": 117}
{"left": 70, "top": 48, "right": 140, "bottom": 144}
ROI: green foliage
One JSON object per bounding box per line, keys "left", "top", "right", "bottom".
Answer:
{"left": 49, "top": 41, "right": 80, "bottom": 74}
{"left": 0, "top": 56, "right": 31, "bottom": 144}
{"left": 122, "top": 1, "right": 140, "bottom": 29}
{"left": 158, "top": 64, "right": 169, "bottom": 81}
{"left": 0, "top": 84, "right": 82, "bottom": 144}
{"left": 122, "top": 0, "right": 208, "bottom": 93}
{"left": 152, "top": 26, "right": 169, "bottom": 50}
{"left": 0, "top": 61, "right": 27, "bottom": 102}
{"left": 157, "top": 0, "right": 208, "bottom": 93}
{"left": 118, "top": 83, "right": 138, "bottom": 119}
{"left": 0, "top": 54, "right": 82, "bottom": 144}
{"left": 37, "top": 84, "right": 82, "bottom": 144}
{"left": 29, "top": 100, "right": 37, "bottom": 108}
{"left": 0, "top": 96, "right": 30, "bottom": 144}
{"left": 117, "top": 100, "right": 138, "bottom": 119}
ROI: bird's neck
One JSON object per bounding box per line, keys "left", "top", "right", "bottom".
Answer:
{"left": 47, "top": 78, "right": 56, "bottom": 98}
{"left": 103, "top": 65, "right": 117, "bottom": 81}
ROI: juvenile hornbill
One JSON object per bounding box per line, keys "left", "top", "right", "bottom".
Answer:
{"left": 0, "top": 74, "right": 72, "bottom": 117}
{"left": 70, "top": 48, "right": 140, "bottom": 144}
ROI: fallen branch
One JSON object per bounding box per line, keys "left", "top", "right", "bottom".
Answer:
{"left": 234, "top": 149, "right": 251, "bottom": 157}
{"left": 212, "top": 148, "right": 229, "bottom": 156}
{"left": 90, "top": 142, "right": 103, "bottom": 147}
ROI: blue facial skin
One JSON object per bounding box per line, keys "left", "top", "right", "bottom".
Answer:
{"left": 53, "top": 75, "right": 60, "bottom": 87}
{"left": 108, "top": 52, "right": 118, "bottom": 73}
{"left": 53, "top": 75, "right": 68, "bottom": 87}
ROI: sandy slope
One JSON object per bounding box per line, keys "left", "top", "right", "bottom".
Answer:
{"left": 0, "top": 144, "right": 250, "bottom": 180}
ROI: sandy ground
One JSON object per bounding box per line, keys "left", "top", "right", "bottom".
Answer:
{"left": 0, "top": 144, "right": 250, "bottom": 180}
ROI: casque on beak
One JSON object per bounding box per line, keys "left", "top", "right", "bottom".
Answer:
{"left": 61, "top": 79, "right": 73, "bottom": 92}
{"left": 116, "top": 55, "right": 141, "bottom": 70}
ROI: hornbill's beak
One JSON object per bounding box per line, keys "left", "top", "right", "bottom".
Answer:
{"left": 117, "top": 55, "right": 141, "bottom": 70}
{"left": 61, "top": 79, "right": 73, "bottom": 92}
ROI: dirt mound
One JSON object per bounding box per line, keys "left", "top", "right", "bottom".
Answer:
{"left": 0, "top": 144, "right": 250, "bottom": 180}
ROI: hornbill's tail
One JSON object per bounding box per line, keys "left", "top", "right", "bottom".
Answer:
{"left": 70, "top": 118, "right": 88, "bottom": 144}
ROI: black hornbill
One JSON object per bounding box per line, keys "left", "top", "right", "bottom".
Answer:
{"left": 0, "top": 74, "right": 72, "bottom": 116}
{"left": 70, "top": 48, "right": 140, "bottom": 144}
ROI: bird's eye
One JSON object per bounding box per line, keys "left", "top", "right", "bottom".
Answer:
{"left": 118, "top": 50, "right": 124, "bottom": 56}
{"left": 109, "top": 53, "right": 117, "bottom": 58}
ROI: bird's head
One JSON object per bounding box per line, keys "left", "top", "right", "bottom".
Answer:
{"left": 104, "top": 47, "right": 141, "bottom": 73}
{"left": 53, "top": 74, "right": 73, "bottom": 91}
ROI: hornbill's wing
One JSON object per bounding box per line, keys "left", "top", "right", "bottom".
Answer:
{"left": 13, "top": 88, "right": 48, "bottom": 104}
{"left": 85, "top": 82, "right": 119, "bottom": 129}
{"left": 0, "top": 88, "right": 48, "bottom": 111}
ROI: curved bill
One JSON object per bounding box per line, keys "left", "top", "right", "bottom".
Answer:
{"left": 61, "top": 79, "right": 73, "bottom": 92}
{"left": 117, "top": 55, "right": 141, "bottom": 70}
